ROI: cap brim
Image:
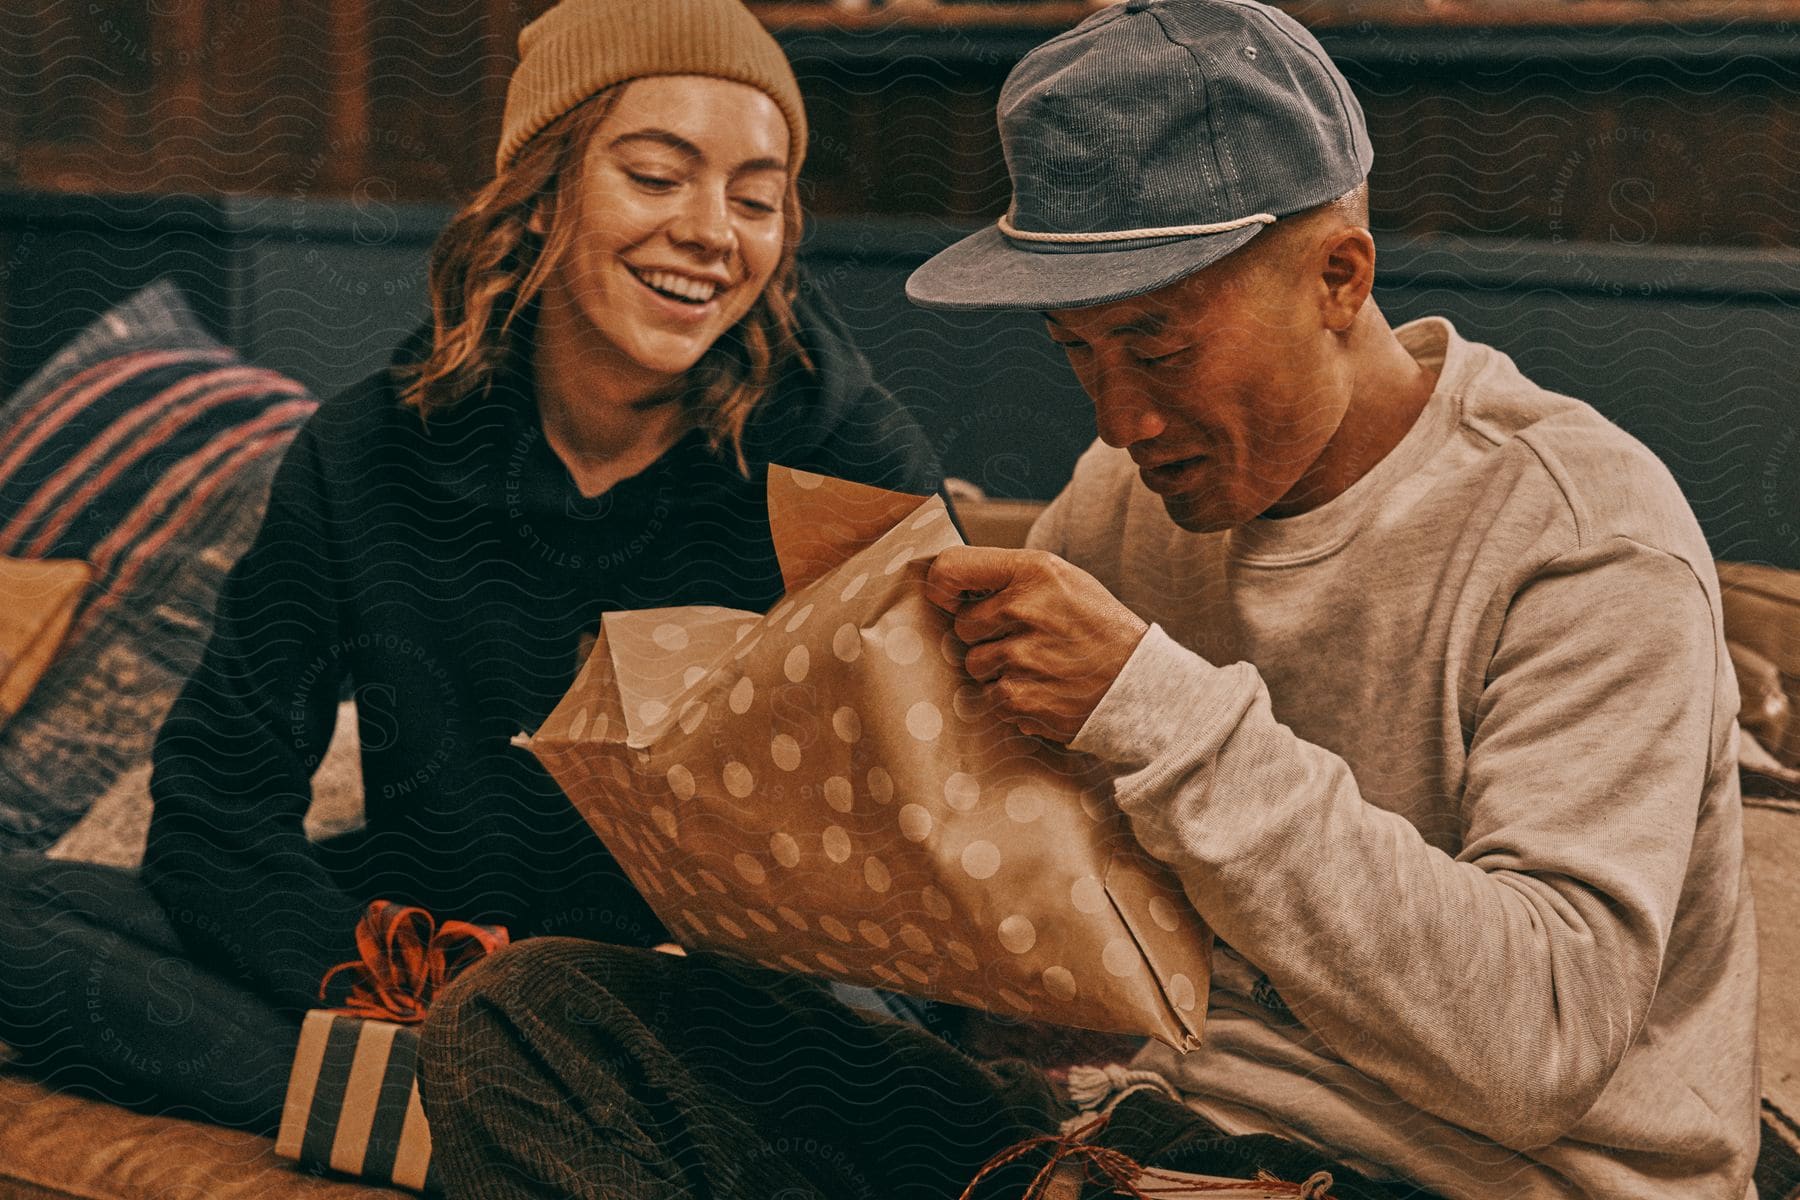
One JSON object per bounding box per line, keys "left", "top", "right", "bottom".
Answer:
{"left": 905, "top": 221, "right": 1267, "bottom": 312}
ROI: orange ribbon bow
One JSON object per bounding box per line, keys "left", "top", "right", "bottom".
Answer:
{"left": 319, "top": 900, "right": 511, "bottom": 1024}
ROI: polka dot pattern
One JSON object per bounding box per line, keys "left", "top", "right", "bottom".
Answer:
{"left": 533, "top": 479, "right": 1211, "bottom": 1049}
{"left": 943, "top": 773, "right": 980, "bottom": 812}
{"left": 1071, "top": 876, "right": 1106, "bottom": 914}
{"left": 998, "top": 989, "right": 1033, "bottom": 1014}
{"left": 1148, "top": 895, "right": 1182, "bottom": 932}
{"left": 921, "top": 886, "right": 952, "bottom": 921}
{"left": 906, "top": 701, "right": 943, "bottom": 742}
{"left": 883, "top": 625, "right": 923, "bottom": 665}
{"left": 997, "top": 914, "right": 1036, "bottom": 954}
{"left": 961, "top": 840, "right": 1001, "bottom": 880}
{"left": 898, "top": 804, "right": 933, "bottom": 842}
{"left": 678, "top": 700, "right": 707, "bottom": 735}
{"left": 1005, "top": 786, "right": 1046, "bottom": 824}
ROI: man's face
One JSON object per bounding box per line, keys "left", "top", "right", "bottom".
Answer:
{"left": 1045, "top": 239, "right": 1349, "bottom": 533}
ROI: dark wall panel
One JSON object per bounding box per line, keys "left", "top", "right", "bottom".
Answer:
{"left": 1, "top": 195, "right": 1794, "bottom": 567}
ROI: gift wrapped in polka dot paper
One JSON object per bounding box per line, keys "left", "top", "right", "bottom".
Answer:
{"left": 519, "top": 466, "right": 1213, "bottom": 1049}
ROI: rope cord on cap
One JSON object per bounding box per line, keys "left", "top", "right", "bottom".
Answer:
{"left": 996, "top": 211, "right": 1276, "bottom": 243}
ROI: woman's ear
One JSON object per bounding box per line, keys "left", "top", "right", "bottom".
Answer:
{"left": 526, "top": 202, "right": 550, "bottom": 235}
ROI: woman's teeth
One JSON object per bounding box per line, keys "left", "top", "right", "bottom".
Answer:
{"left": 632, "top": 268, "right": 718, "bottom": 304}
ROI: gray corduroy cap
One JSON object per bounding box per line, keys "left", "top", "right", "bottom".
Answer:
{"left": 906, "top": 0, "right": 1372, "bottom": 312}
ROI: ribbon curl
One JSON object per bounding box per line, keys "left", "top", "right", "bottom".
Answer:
{"left": 958, "top": 1112, "right": 1337, "bottom": 1200}
{"left": 320, "top": 900, "right": 511, "bottom": 1024}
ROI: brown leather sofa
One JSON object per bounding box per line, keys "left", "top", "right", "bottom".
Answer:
{"left": 2, "top": 498, "right": 1795, "bottom": 1200}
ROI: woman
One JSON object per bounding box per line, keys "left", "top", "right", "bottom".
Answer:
{"left": 0, "top": 0, "right": 940, "bottom": 1133}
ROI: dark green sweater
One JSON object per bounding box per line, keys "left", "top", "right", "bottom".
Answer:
{"left": 145, "top": 296, "right": 943, "bottom": 1016}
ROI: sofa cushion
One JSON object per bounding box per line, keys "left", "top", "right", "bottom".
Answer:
{"left": 0, "top": 280, "right": 316, "bottom": 849}
{"left": 0, "top": 1068, "right": 410, "bottom": 1200}
{"left": 1719, "top": 560, "right": 1800, "bottom": 765}
{"left": 47, "top": 698, "right": 367, "bottom": 870}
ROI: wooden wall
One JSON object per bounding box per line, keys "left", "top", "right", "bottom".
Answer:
{"left": 4, "top": 0, "right": 1798, "bottom": 247}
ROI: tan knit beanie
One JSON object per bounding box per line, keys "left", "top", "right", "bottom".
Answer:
{"left": 496, "top": 0, "right": 807, "bottom": 179}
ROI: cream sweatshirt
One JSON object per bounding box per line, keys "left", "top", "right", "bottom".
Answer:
{"left": 1029, "top": 318, "right": 1760, "bottom": 1199}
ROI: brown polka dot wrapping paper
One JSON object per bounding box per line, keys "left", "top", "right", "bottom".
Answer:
{"left": 519, "top": 467, "right": 1212, "bottom": 1050}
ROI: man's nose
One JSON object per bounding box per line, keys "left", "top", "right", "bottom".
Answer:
{"left": 1091, "top": 375, "right": 1168, "bottom": 449}
{"left": 667, "top": 185, "right": 734, "bottom": 257}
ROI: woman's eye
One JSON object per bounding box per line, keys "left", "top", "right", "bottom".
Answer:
{"left": 629, "top": 173, "right": 678, "bottom": 192}
{"left": 734, "top": 196, "right": 779, "bottom": 216}
{"left": 1052, "top": 340, "right": 1090, "bottom": 354}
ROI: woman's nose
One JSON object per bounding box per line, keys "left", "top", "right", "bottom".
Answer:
{"left": 667, "top": 185, "right": 735, "bottom": 257}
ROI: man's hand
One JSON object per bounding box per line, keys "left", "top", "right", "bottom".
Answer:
{"left": 924, "top": 547, "right": 1149, "bottom": 744}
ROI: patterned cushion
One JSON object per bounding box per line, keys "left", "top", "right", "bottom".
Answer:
{"left": 0, "top": 280, "right": 316, "bottom": 848}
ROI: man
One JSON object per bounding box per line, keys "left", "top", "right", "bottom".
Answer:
{"left": 418, "top": 2, "right": 1756, "bottom": 1198}
{"left": 909, "top": 0, "right": 1759, "bottom": 1196}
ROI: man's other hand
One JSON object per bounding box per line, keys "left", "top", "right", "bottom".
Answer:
{"left": 924, "top": 547, "right": 1149, "bottom": 744}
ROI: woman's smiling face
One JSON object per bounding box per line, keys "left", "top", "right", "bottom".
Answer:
{"left": 539, "top": 75, "right": 790, "bottom": 390}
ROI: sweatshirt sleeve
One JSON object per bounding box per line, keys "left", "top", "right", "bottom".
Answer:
{"left": 144, "top": 419, "right": 365, "bottom": 1017}
{"left": 1071, "top": 536, "right": 1720, "bottom": 1152}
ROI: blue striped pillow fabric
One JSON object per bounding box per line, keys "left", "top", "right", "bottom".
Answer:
{"left": 0, "top": 281, "right": 317, "bottom": 849}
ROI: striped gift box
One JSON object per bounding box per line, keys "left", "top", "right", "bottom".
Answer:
{"left": 275, "top": 1010, "right": 440, "bottom": 1193}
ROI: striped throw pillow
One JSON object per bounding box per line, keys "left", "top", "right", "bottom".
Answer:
{"left": 0, "top": 280, "right": 317, "bottom": 848}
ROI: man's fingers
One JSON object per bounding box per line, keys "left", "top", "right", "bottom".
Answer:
{"left": 924, "top": 546, "right": 1033, "bottom": 613}
{"left": 962, "top": 639, "right": 1013, "bottom": 683}
{"left": 952, "top": 592, "right": 1024, "bottom": 648}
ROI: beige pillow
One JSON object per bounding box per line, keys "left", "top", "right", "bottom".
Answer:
{"left": 0, "top": 556, "right": 92, "bottom": 729}
{"left": 48, "top": 698, "right": 364, "bottom": 869}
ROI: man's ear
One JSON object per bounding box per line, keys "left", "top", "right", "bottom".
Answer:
{"left": 1319, "top": 226, "right": 1375, "bottom": 333}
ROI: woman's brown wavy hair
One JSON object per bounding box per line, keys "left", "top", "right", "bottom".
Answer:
{"left": 398, "top": 82, "right": 810, "bottom": 470}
